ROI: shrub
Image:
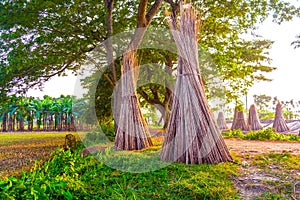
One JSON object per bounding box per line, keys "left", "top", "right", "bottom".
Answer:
{"left": 0, "top": 140, "right": 239, "bottom": 200}
{"left": 83, "top": 124, "right": 115, "bottom": 146}
{"left": 222, "top": 127, "right": 300, "bottom": 142}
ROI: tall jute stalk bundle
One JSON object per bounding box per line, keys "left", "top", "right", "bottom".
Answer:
{"left": 248, "top": 104, "right": 262, "bottom": 131}
{"left": 114, "top": 51, "right": 153, "bottom": 150}
{"left": 160, "top": 4, "right": 232, "bottom": 164}
{"left": 217, "top": 111, "right": 228, "bottom": 130}
{"left": 272, "top": 101, "right": 289, "bottom": 133}
{"left": 231, "top": 109, "right": 238, "bottom": 129}
{"left": 231, "top": 110, "right": 249, "bottom": 131}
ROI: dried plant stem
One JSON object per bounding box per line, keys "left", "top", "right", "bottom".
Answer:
{"left": 160, "top": 3, "right": 232, "bottom": 164}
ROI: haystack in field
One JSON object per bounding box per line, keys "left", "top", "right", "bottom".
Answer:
{"left": 248, "top": 104, "right": 262, "bottom": 131}
{"left": 272, "top": 101, "right": 289, "bottom": 133}
{"left": 231, "top": 109, "right": 238, "bottom": 129}
{"left": 114, "top": 51, "right": 153, "bottom": 150}
{"left": 217, "top": 111, "right": 228, "bottom": 130}
{"left": 231, "top": 110, "right": 249, "bottom": 131}
{"left": 160, "top": 4, "right": 233, "bottom": 164}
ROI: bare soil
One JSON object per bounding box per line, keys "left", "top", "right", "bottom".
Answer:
{"left": 225, "top": 139, "right": 300, "bottom": 155}
{"left": 225, "top": 139, "right": 300, "bottom": 200}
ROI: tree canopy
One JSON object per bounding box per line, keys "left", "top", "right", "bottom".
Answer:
{"left": 0, "top": 0, "right": 299, "bottom": 106}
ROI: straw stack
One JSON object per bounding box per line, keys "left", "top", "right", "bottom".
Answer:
{"left": 160, "top": 3, "right": 233, "bottom": 164}
{"left": 114, "top": 51, "right": 153, "bottom": 150}
{"left": 272, "top": 101, "right": 289, "bottom": 133}
{"left": 248, "top": 104, "right": 262, "bottom": 131}
{"left": 231, "top": 110, "right": 250, "bottom": 131}
{"left": 217, "top": 111, "right": 228, "bottom": 130}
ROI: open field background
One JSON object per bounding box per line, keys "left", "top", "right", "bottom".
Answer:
{"left": 0, "top": 132, "right": 85, "bottom": 178}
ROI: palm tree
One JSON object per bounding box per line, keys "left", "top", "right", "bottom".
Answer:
{"left": 0, "top": 102, "right": 9, "bottom": 132}
{"left": 42, "top": 95, "right": 52, "bottom": 131}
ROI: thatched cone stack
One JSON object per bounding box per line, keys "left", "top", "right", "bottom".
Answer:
{"left": 272, "top": 101, "right": 289, "bottom": 133}
{"left": 114, "top": 51, "right": 153, "bottom": 150}
{"left": 231, "top": 110, "right": 250, "bottom": 131}
{"left": 248, "top": 104, "right": 262, "bottom": 131}
{"left": 217, "top": 111, "right": 228, "bottom": 130}
{"left": 231, "top": 109, "right": 238, "bottom": 129}
{"left": 160, "top": 4, "right": 233, "bottom": 164}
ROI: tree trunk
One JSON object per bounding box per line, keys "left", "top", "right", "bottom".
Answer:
{"left": 19, "top": 118, "right": 24, "bottom": 131}
{"left": 12, "top": 116, "right": 15, "bottom": 131}
{"left": 272, "top": 101, "right": 289, "bottom": 133}
{"left": 27, "top": 118, "right": 31, "bottom": 131}
{"left": 160, "top": 4, "right": 232, "bottom": 164}
{"left": 217, "top": 111, "right": 228, "bottom": 130}
{"left": 231, "top": 109, "right": 238, "bottom": 129}
{"left": 65, "top": 114, "right": 69, "bottom": 131}
{"left": 31, "top": 116, "right": 34, "bottom": 131}
{"left": 8, "top": 114, "right": 13, "bottom": 132}
{"left": 114, "top": 51, "right": 153, "bottom": 150}
{"left": 70, "top": 115, "right": 76, "bottom": 131}
{"left": 27, "top": 112, "right": 32, "bottom": 131}
{"left": 2, "top": 113, "right": 7, "bottom": 132}
{"left": 43, "top": 113, "right": 47, "bottom": 131}
{"left": 37, "top": 118, "right": 41, "bottom": 131}
{"left": 16, "top": 118, "right": 19, "bottom": 130}
{"left": 231, "top": 110, "right": 249, "bottom": 131}
{"left": 49, "top": 114, "right": 53, "bottom": 131}
{"left": 113, "top": 0, "right": 163, "bottom": 150}
{"left": 248, "top": 104, "right": 262, "bottom": 131}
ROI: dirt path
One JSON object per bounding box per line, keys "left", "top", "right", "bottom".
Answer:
{"left": 224, "top": 139, "right": 300, "bottom": 200}
{"left": 225, "top": 139, "right": 300, "bottom": 155}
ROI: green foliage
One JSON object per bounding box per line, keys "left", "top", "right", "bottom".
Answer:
{"left": 223, "top": 128, "right": 300, "bottom": 141}
{"left": 0, "top": 142, "right": 240, "bottom": 200}
{"left": 0, "top": 95, "right": 87, "bottom": 132}
{"left": 1, "top": 0, "right": 298, "bottom": 104}
{"left": 83, "top": 124, "right": 115, "bottom": 145}
{"left": 222, "top": 129, "right": 245, "bottom": 138}
{"left": 253, "top": 94, "right": 272, "bottom": 110}
{"left": 257, "top": 109, "right": 275, "bottom": 120}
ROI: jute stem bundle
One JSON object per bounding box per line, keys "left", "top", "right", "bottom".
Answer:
{"left": 248, "top": 104, "right": 262, "bottom": 131}
{"left": 231, "top": 110, "right": 249, "bottom": 131}
{"left": 217, "top": 111, "right": 228, "bottom": 130}
{"left": 272, "top": 101, "right": 289, "bottom": 133}
{"left": 231, "top": 109, "right": 238, "bottom": 129}
{"left": 114, "top": 51, "right": 153, "bottom": 150}
{"left": 160, "top": 4, "right": 232, "bottom": 164}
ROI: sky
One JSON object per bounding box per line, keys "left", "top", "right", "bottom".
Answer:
{"left": 247, "top": 17, "right": 300, "bottom": 104}
{"left": 27, "top": 8, "right": 300, "bottom": 106}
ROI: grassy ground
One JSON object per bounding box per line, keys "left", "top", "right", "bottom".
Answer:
{"left": 0, "top": 132, "right": 85, "bottom": 178}
{"left": 233, "top": 152, "right": 300, "bottom": 199}
{"left": 1, "top": 131, "right": 300, "bottom": 199}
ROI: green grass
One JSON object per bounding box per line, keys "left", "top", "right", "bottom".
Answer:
{"left": 222, "top": 128, "right": 300, "bottom": 141}
{"left": 0, "top": 141, "right": 240, "bottom": 200}
{"left": 0, "top": 132, "right": 86, "bottom": 145}
{"left": 251, "top": 153, "right": 300, "bottom": 170}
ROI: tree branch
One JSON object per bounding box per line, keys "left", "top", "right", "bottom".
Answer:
{"left": 137, "top": 0, "right": 148, "bottom": 27}
{"left": 146, "top": 0, "right": 164, "bottom": 24}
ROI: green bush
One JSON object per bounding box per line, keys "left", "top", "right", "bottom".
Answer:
{"left": 222, "top": 128, "right": 300, "bottom": 142}
{"left": 0, "top": 142, "right": 239, "bottom": 199}
{"left": 83, "top": 124, "right": 115, "bottom": 146}
{"left": 222, "top": 129, "right": 244, "bottom": 138}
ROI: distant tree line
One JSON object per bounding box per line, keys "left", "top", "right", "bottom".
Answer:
{"left": 0, "top": 95, "right": 90, "bottom": 132}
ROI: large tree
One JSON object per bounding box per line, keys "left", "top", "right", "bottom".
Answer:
{"left": 113, "top": 0, "right": 163, "bottom": 150}
{"left": 160, "top": 3, "right": 233, "bottom": 164}
{"left": 1, "top": 0, "right": 298, "bottom": 98}
{"left": 0, "top": 0, "right": 299, "bottom": 138}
